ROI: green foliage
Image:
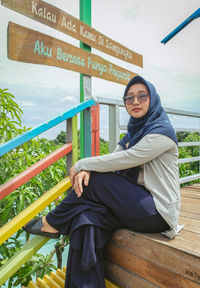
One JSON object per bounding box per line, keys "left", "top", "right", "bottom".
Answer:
{"left": 0, "top": 89, "right": 68, "bottom": 287}
{"left": 53, "top": 130, "right": 66, "bottom": 145}
{"left": 177, "top": 132, "right": 200, "bottom": 186}
{"left": 0, "top": 89, "right": 27, "bottom": 144}
{"left": 99, "top": 137, "right": 109, "bottom": 155}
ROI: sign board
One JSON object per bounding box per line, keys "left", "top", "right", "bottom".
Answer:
{"left": 2, "top": 0, "right": 143, "bottom": 67}
{"left": 8, "top": 22, "right": 137, "bottom": 86}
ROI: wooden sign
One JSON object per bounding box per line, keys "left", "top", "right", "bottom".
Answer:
{"left": 2, "top": 0, "right": 143, "bottom": 67}
{"left": 8, "top": 22, "right": 137, "bottom": 86}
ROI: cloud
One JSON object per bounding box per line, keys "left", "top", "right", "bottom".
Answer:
{"left": 59, "top": 96, "right": 78, "bottom": 103}
{"left": 122, "top": 3, "right": 141, "bottom": 21}
{"left": 18, "top": 100, "right": 37, "bottom": 108}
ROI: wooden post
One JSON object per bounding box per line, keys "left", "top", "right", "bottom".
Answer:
{"left": 83, "top": 107, "right": 92, "bottom": 157}
{"left": 66, "top": 116, "right": 78, "bottom": 175}
{"left": 91, "top": 104, "right": 100, "bottom": 156}
{"left": 80, "top": 0, "right": 91, "bottom": 159}
{"left": 66, "top": 118, "right": 72, "bottom": 175}
{"left": 72, "top": 115, "right": 78, "bottom": 165}
{"left": 109, "top": 105, "right": 120, "bottom": 153}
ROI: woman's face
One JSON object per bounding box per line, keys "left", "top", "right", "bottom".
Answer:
{"left": 125, "top": 83, "right": 150, "bottom": 118}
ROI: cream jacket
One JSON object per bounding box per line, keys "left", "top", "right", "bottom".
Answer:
{"left": 75, "top": 134, "right": 182, "bottom": 239}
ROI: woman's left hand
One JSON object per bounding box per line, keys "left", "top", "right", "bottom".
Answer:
{"left": 73, "top": 170, "right": 90, "bottom": 198}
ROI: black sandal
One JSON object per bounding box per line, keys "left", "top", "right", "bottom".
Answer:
{"left": 23, "top": 217, "right": 60, "bottom": 239}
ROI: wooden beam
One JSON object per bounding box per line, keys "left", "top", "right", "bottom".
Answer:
{"left": 104, "top": 228, "right": 200, "bottom": 285}
{"left": 104, "top": 243, "right": 200, "bottom": 288}
{"left": 8, "top": 22, "right": 137, "bottom": 86}
{"left": 104, "top": 260, "right": 159, "bottom": 288}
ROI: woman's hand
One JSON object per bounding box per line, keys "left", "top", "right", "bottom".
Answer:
{"left": 73, "top": 170, "right": 90, "bottom": 198}
{"left": 70, "top": 166, "right": 77, "bottom": 186}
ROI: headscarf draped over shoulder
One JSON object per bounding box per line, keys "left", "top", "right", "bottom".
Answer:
{"left": 118, "top": 76, "right": 178, "bottom": 149}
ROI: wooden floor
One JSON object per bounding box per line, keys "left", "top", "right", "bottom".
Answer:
{"left": 104, "top": 183, "right": 200, "bottom": 288}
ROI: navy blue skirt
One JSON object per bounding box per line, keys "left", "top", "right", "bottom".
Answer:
{"left": 46, "top": 172, "right": 169, "bottom": 287}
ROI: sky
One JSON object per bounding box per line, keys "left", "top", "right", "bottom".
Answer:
{"left": 0, "top": 0, "right": 200, "bottom": 140}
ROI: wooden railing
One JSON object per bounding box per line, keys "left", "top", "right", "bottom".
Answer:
{"left": 0, "top": 99, "right": 98, "bottom": 286}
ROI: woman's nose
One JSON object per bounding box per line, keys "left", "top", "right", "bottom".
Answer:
{"left": 132, "top": 96, "right": 140, "bottom": 104}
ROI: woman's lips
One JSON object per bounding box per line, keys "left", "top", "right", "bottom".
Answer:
{"left": 132, "top": 108, "right": 142, "bottom": 112}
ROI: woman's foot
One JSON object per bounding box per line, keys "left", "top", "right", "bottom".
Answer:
{"left": 23, "top": 217, "right": 60, "bottom": 239}
{"left": 41, "top": 216, "right": 59, "bottom": 233}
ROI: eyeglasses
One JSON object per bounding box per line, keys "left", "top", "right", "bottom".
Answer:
{"left": 123, "top": 93, "right": 149, "bottom": 105}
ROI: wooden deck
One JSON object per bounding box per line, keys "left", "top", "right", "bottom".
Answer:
{"left": 104, "top": 183, "right": 200, "bottom": 288}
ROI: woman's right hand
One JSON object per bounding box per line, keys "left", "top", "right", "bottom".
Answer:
{"left": 70, "top": 166, "right": 77, "bottom": 186}
{"left": 73, "top": 170, "right": 90, "bottom": 198}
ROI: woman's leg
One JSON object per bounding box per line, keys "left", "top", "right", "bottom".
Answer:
{"left": 45, "top": 171, "right": 169, "bottom": 287}
{"left": 65, "top": 226, "right": 109, "bottom": 288}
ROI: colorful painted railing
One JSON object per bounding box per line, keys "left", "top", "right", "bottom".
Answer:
{"left": 0, "top": 99, "right": 100, "bottom": 286}
{"left": 28, "top": 266, "right": 119, "bottom": 288}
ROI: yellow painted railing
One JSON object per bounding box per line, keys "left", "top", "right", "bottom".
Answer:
{"left": 28, "top": 267, "right": 120, "bottom": 288}
{"left": 0, "top": 177, "right": 71, "bottom": 246}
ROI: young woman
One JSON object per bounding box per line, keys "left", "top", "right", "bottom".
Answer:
{"left": 24, "top": 76, "right": 181, "bottom": 288}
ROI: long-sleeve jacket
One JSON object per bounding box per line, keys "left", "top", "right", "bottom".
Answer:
{"left": 74, "top": 134, "right": 182, "bottom": 239}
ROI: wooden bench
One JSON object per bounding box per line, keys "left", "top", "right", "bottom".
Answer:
{"left": 104, "top": 183, "right": 200, "bottom": 288}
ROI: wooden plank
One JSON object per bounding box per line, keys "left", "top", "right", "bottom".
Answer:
{"left": 50, "top": 272, "right": 65, "bottom": 287}
{"left": 0, "top": 236, "right": 49, "bottom": 286}
{"left": 1, "top": 0, "right": 143, "bottom": 66}
{"left": 181, "top": 186, "right": 200, "bottom": 199}
{"left": 104, "top": 244, "right": 200, "bottom": 288}
{"left": 182, "top": 184, "right": 200, "bottom": 189}
{"left": 180, "top": 210, "right": 200, "bottom": 221}
{"left": 0, "top": 98, "right": 95, "bottom": 157}
{"left": 0, "top": 177, "right": 71, "bottom": 245}
{"left": 104, "top": 261, "right": 160, "bottom": 288}
{"left": 8, "top": 22, "right": 137, "bottom": 86}
{"left": 144, "top": 229, "right": 200, "bottom": 256}
{"left": 181, "top": 196, "right": 200, "bottom": 214}
{"left": 105, "top": 229, "right": 200, "bottom": 283}
{"left": 0, "top": 143, "right": 72, "bottom": 200}
{"left": 179, "top": 216, "right": 200, "bottom": 234}
{"left": 36, "top": 278, "right": 49, "bottom": 288}
{"left": 43, "top": 275, "right": 61, "bottom": 288}
{"left": 181, "top": 190, "right": 200, "bottom": 199}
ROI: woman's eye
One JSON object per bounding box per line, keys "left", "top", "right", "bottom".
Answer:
{"left": 138, "top": 94, "right": 147, "bottom": 101}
